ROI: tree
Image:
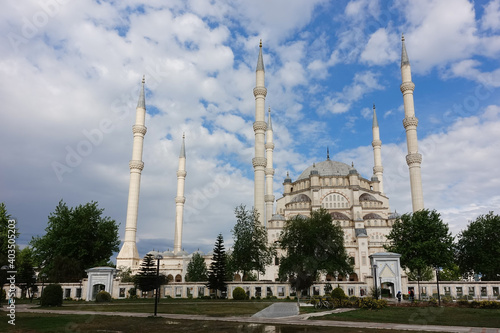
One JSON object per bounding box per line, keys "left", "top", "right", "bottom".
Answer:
{"left": 30, "top": 200, "right": 120, "bottom": 282}
{"left": 0, "top": 203, "right": 18, "bottom": 286}
{"left": 278, "top": 209, "right": 352, "bottom": 295}
{"left": 439, "top": 263, "right": 462, "bottom": 281}
{"left": 384, "top": 209, "right": 454, "bottom": 288}
{"left": 231, "top": 205, "right": 275, "bottom": 280}
{"left": 117, "top": 266, "right": 134, "bottom": 283}
{"left": 456, "top": 212, "right": 500, "bottom": 281}
{"left": 206, "top": 233, "right": 227, "bottom": 298}
{"left": 17, "top": 247, "right": 37, "bottom": 301}
{"left": 133, "top": 254, "right": 166, "bottom": 294}
{"left": 407, "top": 266, "right": 433, "bottom": 281}
{"left": 185, "top": 253, "right": 208, "bottom": 282}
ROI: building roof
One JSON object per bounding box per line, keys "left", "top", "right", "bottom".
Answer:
{"left": 290, "top": 194, "right": 311, "bottom": 203}
{"left": 297, "top": 159, "right": 352, "bottom": 180}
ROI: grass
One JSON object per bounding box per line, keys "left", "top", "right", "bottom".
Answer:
{"left": 0, "top": 312, "right": 433, "bottom": 333}
{"left": 25, "top": 299, "right": 274, "bottom": 317}
{"left": 312, "top": 306, "right": 500, "bottom": 328}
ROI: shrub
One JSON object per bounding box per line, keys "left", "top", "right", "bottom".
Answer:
{"left": 232, "top": 287, "right": 247, "bottom": 300}
{"left": 479, "top": 301, "right": 500, "bottom": 309}
{"left": 331, "top": 287, "right": 347, "bottom": 300}
{"left": 441, "top": 296, "right": 453, "bottom": 304}
{"left": 95, "top": 291, "right": 112, "bottom": 303}
{"left": 127, "top": 287, "right": 137, "bottom": 299}
{"left": 41, "top": 284, "right": 63, "bottom": 307}
{"left": 1, "top": 288, "right": 6, "bottom": 301}
{"left": 358, "top": 297, "right": 387, "bottom": 310}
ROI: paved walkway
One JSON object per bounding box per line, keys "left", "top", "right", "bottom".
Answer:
{"left": 13, "top": 304, "right": 500, "bottom": 333}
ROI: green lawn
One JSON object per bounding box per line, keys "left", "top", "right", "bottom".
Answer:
{"left": 0, "top": 312, "right": 433, "bottom": 333}
{"left": 312, "top": 306, "right": 500, "bottom": 328}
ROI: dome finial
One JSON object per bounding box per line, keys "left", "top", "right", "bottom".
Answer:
{"left": 327, "top": 147, "right": 330, "bottom": 160}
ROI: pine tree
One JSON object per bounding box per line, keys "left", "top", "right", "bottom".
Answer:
{"left": 206, "top": 233, "right": 227, "bottom": 298}
{"left": 134, "top": 254, "right": 166, "bottom": 294}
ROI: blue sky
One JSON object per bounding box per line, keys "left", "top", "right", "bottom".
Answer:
{"left": 1, "top": 0, "right": 500, "bottom": 258}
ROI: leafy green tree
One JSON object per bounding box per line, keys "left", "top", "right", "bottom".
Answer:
{"left": 456, "top": 212, "right": 500, "bottom": 281}
{"left": 17, "top": 247, "right": 37, "bottom": 301}
{"left": 0, "top": 203, "right": 18, "bottom": 286}
{"left": 278, "top": 209, "right": 352, "bottom": 295}
{"left": 185, "top": 252, "right": 208, "bottom": 282}
{"left": 439, "top": 263, "right": 462, "bottom": 281}
{"left": 407, "top": 266, "right": 433, "bottom": 281}
{"left": 117, "top": 266, "right": 134, "bottom": 283}
{"left": 30, "top": 200, "right": 120, "bottom": 282}
{"left": 206, "top": 233, "right": 227, "bottom": 298}
{"left": 231, "top": 205, "right": 275, "bottom": 280}
{"left": 384, "top": 209, "right": 454, "bottom": 289}
{"left": 133, "top": 254, "right": 166, "bottom": 294}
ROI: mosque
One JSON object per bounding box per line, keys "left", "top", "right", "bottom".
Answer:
{"left": 115, "top": 35, "right": 424, "bottom": 285}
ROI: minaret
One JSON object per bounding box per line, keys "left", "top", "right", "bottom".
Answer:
{"left": 265, "top": 107, "right": 275, "bottom": 225}
{"left": 371, "top": 104, "right": 384, "bottom": 194}
{"left": 253, "top": 40, "right": 267, "bottom": 224}
{"left": 400, "top": 35, "right": 424, "bottom": 211}
{"left": 174, "top": 134, "right": 187, "bottom": 254}
{"left": 116, "top": 76, "right": 147, "bottom": 269}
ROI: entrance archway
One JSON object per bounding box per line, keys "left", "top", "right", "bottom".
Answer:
{"left": 92, "top": 284, "right": 105, "bottom": 300}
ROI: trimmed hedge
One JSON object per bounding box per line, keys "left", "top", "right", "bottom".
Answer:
{"left": 331, "top": 287, "right": 347, "bottom": 300}
{"left": 41, "top": 284, "right": 63, "bottom": 307}
{"left": 232, "top": 287, "right": 247, "bottom": 300}
{"left": 95, "top": 291, "right": 112, "bottom": 303}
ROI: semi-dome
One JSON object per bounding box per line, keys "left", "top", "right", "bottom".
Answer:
{"left": 297, "top": 159, "right": 352, "bottom": 180}
{"left": 290, "top": 194, "right": 311, "bottom": 203}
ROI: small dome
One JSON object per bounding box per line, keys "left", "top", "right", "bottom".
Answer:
{"left": 162, "top": 250, "right": 174, "bottom": 257}
{"left": 359, "top": 193, "right": 378, "bottom": 202}
{"left": 330, "top": 212, "right": 350, "bottom": 220}
{"left": 290, "top": 194, "right": 311, "bottom": 203}
{"left": 192, "top": 249, "right": 204, "bottom": 256}
{"left": 388, "top": 211, "right": 401, "bottom": 219}
{"left": 271, "top": 214, "right": 286, "bottom": 221}
{"left": 363, "top": 213, "right": 384, "bottom": 220}
{"left": 175, "top": 249, "right": 189, "bottom": 256}
{"left": 147, "top": 250, "right": 160, "bottom": 256}
{"left": 284, "top": 171, "right": 292, "bottom": 183}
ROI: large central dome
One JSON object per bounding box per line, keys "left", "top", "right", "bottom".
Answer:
{"left": 297, "top": 159, "right": 352, "bottom": 180}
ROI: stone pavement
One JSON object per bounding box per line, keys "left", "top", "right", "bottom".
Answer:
{"left": 13, "top": 303, "right": 500, "bottom": 333}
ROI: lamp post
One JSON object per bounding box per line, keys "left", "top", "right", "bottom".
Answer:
{"left": 79, "top": 279, "right": 83, "bottom": 301}
{"left": 435, "top": 266, "right": 441, "bottom": 306}
{"left": 373, "top": 264, "right": 378, "bottom": 300}
{"left": 40, "top": 273, "right": 47, "bottom": 300}
{"left": 416, "top": 274, "right": 421, "bottom": 301}
{"left": 154, "top": 254, "right": 163, "bottom": 317}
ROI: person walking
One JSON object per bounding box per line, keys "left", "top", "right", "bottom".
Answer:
{"left": 397, "top": 291, "right": 402, "bottom": 305}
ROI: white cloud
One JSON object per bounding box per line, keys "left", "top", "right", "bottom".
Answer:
{"left": 360, "top": 28, "right": 399, "bottom": 65}
{"left": 481, "top": 0, "right": 500, "bottom": 31}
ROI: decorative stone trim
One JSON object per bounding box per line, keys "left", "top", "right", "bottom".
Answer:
{"left": 252, "top": 157, "right": 267, "bottom": 167}
{"left": 406, "top": 153, "right": 422, "bottom": 165}
{"left": 400, "top": 82, "right": 415, "bottom": 94}
{"left": 253, "top": 121, "right": 267, "bottom": 132}
{"left": 265, "top": 168, "right": 275, "bottom": 176}
{"left": 175, "top": 196, "right": 186, "bottom": 204}
{"left": 373, "top": 165, "right": 384, "bottom": 173}
{"left": 129, "top": 160, "right": 144, "bottom": 170}
{"left": 265, "top": 194, "right": 275, "bottom": 202}
{"left": 371, "top": 139, "right": 382, "bottom": 147}
{"left": 253, "top": 86, "right": 268, "bottom": 97}
{"left": 132, "top": 125, "right": 147, "bottom": 135}
{"left": 177, "top": 170, "right": 187, "bottom": 177}
{"left": 403, "top": 116, "right": 419, "bottom": 128}
{"left": 265, "top": 142, "right": 275, "bottom": 150}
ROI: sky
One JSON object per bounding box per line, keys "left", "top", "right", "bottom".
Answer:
{"left": 2, "top": 0, "right": 500, "bottom": 259}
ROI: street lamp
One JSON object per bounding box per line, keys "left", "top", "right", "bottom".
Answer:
{"left": 373, "top": 264, "right": 378, "bottom": 300}
{"left": 435, "top": 266, "right": 441, "bottom": 306}
{"left": 154, "top": 254, "right": 163, "bottom": 317}
{"left": 40, "top": 273, "right": 47, "bottom": 299}
{"left": 79, "top": 279, "right": 83, "bottom": 301}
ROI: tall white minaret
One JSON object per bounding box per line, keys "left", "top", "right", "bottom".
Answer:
{"left": 265, "top": 107, "right": 275, "bottom": 225}
{"left": 173, "top": 134, "right": 187, "bottom": 254}
{"left": 400, "top": 34, "right": 424, "bottom": 211}
{"left": 371, "top": 104, "right": 384, "bottom": 194}
{"left": 116, "top": 76, "right": 147, "bottom": 269}
{"left": 253, "top": 40, "right": 267, "bottom": 224}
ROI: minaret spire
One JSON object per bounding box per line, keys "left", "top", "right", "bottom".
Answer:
{"left": 327, "top": 147, "right": 330, "bottom": 160}
{"left": 400, "top": 35, "right": 424, "bottom": 211}
{"left": 371, "top": 104, "right": 384, "bottom": 194}
{"left": 253, "top": 40, "right": 267, "bottom": 225}
{"left": 116, "top": 76, "right": 148, "bottom": 270}
{"left": 174, "top": 134, "right": 187, "bottom": 254}
{"left": 265, "top": 107, "right": 275, "bottom": 225}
